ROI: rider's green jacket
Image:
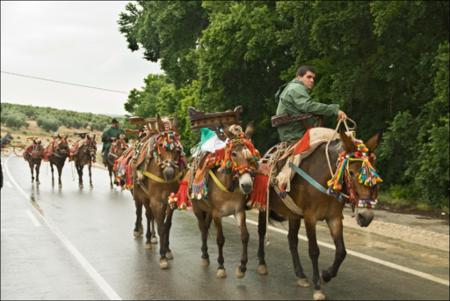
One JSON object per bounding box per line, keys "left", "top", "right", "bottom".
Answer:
{"left": 275, "top": 78, "right": 340, "bottom": 142}
{"left": 101, "top": 127, "right": 125, "bottom": 152}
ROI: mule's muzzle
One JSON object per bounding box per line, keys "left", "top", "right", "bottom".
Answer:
{"left": 239, "top": 173, "right": 253, "bottom": 195}
{"left": 356, "top": 209, "right": 374, "bottom": 227}
{"left": 163, "top": 166, "right": 175, "bottom": 181}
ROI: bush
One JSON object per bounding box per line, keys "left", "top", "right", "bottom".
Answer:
{"left": 1, "top": 112, "right": 28, "bottom": 129}
{"left": 37, "top": 116, "right": 61, "bottom": 132}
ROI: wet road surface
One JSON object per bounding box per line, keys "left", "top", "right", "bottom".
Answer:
{"left": 1, "top": 155, "right": 449, "bottom": 300}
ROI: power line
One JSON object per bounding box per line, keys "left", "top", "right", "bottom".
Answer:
{"left": 1, "top": 70, "right": 129, "bottom": 95}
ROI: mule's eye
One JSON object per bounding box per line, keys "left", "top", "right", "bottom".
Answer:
{"left": 349, "top": 171, "right": 355, "bottom": 177}
{"left": 231, "top": 151, "right": 238, "bottom": 157}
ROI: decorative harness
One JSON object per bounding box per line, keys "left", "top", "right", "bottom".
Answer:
{"left": 140, "top": 129, "right": 186, "bottom": 184}
{"left": 326, "top": 142, "right": 382, "bottom": 208}
{"left": 193, "top": 133, "right": 260, "bottom": 197}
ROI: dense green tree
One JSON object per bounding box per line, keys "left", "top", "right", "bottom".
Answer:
{"left": 119, "top": 0, "right": 449, "bottom": 208}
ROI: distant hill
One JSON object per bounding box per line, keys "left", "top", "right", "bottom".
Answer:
{"left": 1, "top": 102, "right": 124, "bottom": 133}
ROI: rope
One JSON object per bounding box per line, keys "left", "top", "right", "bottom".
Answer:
{"left": 324, "top": 117, "right": 357, "bottom": 199}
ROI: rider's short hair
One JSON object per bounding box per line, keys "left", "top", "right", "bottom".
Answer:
{"left": 296, "top": 65, "right": 316, "bottom": 77}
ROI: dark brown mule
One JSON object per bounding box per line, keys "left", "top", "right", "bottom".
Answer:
{"left": 106, "top": 136, "right": 128, "bottom": 188}
{"left": 256, "top": 130, "right": 382, "bottom": 300}
{"left": 45, "top": 135, "right": 70, "bottom": 188}
{"left": 23, "top": 138, "right": 45, "bottom": 183}
{"left": 72, "top": 134, "right": 97, "bottom": 189}
{"left": 189, "top": 124, "right": 260, "bottom": 279}
{"left": 132, "top": 116, "right": 186, "bottom": 269}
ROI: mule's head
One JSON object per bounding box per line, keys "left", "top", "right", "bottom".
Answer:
{"left": 56, "top": 135, "right": 70, "bottom": 156}
{"left": 333, "top": 130, "right": 382, "bottom": 227}
{"left": 84, "top": 134, "right": 97, "bottom": 161}
{"left": 221, "top": 123, "right": 260, "bottom": 195}
{"left": 154, "top": 116, "right": 185, "bottom": 181}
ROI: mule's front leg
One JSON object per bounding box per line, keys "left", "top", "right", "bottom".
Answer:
{"left": 88, "top": 163, "right": 93, "bottom": 188}
{"left": 76, "top": 164, "right": 83, "bottom": 188}
{"left": 35, "top": 162, "right": 41, "bottom": 184}
{"left": 153, "top": 204, "right": 169, "bottom": 269}
{"left": 50, "top": 163, "right": 55, "bottom": 185}
{"left": 133, "top": 199, "right": 144, "bottom": 238}
{"left": 29, "top": 162, "right": 34, "bottom": 182}
{"left": 322, "top": 217, "right": 346, "bottom": 283}
{"left": 235, "top": 211, "right": 249, "bottom": 279}
{"left": 305, "top": 217, "right": 325, "bottom": 300}
{"left": 163, "top": 206, "right": 175, "bottom": 260}
{"left": 257, "top": 210, "right": 268, "bottom": 275}
{"left": 213, "top": 216, "right": 226, "bottom": 278}
{"left": 288, "top": 217, "right": 309, "bottom": 287}
{"left": 57, "top": 164, "right": 63, "bottom": 188}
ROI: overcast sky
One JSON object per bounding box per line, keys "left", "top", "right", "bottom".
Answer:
{"left": 1, "top": 1, "right": 161, "bottom": 116}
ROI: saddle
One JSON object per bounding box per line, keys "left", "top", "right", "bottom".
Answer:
{"left": 249, "top": 127, "right": 342, "bottom": 209}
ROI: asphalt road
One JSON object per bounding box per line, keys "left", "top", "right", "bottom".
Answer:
{"left": 1, "top": 155, "right": 449, "bottom": 300}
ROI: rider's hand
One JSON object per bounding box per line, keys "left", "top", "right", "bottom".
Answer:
{"left": 337, "top": 110, "right": 347, "bottom": 121}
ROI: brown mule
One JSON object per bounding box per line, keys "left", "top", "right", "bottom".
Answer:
{"left": 131, "top": 116, "right": 186, "bottom": 269}
{"left": 256, "top": 129, "right": 382, "bottom": 300}
{"left": 188, "top": 123, "right": 260, "bottom": 279}
{"left": 45, "top": 135, "right": 70, "bottom": 188}
{"left": 23, "top": 138, "right": 45, "bottom": 184}
{"left": 106, "top": 136, "right": 128, "bottom": 188}
{"left": 72, "top": 134, "right": 97, "bottom": 189}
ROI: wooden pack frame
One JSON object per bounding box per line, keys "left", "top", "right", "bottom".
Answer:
{"left": 128, "top": 116, "right": 176, "bottom": 134}
{"left": 188, "top": 106, "right": 242, "bottom": 129}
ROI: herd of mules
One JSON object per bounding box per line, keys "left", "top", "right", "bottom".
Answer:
{"left": 7, "top": 109, "right": 382, "bottom": 300}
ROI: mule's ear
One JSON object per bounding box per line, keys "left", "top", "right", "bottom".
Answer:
{"left": 93, "top": 134, "right": 96, "bottom": 140}
{"left": 156, "top": 114, "right": 165, "bottom": 132}
{"left": 223, "top": 125, "right": 235, "bottom": 139}
{"left": 244, "top": 121, "right": 255, "bottom": 139}
{"left": 172, "top": 116, "right": 179, "bottom": 132}
{"left": 365, "top": 132, "right": 382, "bottom": 152}
{"left": 339, "top": 127, "right": 357, "bottom": 153}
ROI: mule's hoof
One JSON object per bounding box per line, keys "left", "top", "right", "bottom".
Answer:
{"left": 201, "top": 258, "right": 210, "bottom": 267}
{"left": 151, "top": 236, "right": 158, "bottom": 244}
{"left": 235, "top": 266, "right": 245, "bottom": 279}
{"left": 257, "top": 264, "right": 268, "bottom": 275}
{"left": 144, "top": 243, "right": 152, "bottom": 250}
{"left": 166, "top": 251, "right": 174, "bottom": 260}
{"left": 159, "top": 259, "right": 169, "bottom": 270}
{"left": 133, "top": 230, "right": 143, "bottom": 238}
{"left": 297, "top": 277, "right": 310, "bottom": 287}
{"left": 58, "top": 184, "right": 62, "bottom": 188}
{"left": 313, "top": 290, "right": 326, "bottom": 300}
{"left": 216, "top": 268, "right": 227, "bottom": 279}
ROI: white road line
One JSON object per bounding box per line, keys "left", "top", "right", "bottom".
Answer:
{"left": 244, "top": 219, "right": 449, "bottom": 287}
{"left": 6, "top": 181, "right": 13, "bottom": 188}
{"left": 4, "top": 157, "right": 122, "bottom": 300}
{"left": 26, "top": 210, "right": 41, "bottom": 227}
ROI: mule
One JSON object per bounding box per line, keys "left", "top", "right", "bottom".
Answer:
{"left": 188, "top": 124, "right": 260, "bottom": 279}
{"left": 23, "top": 138, "right": 45, "bottom": 183}
{"left": 45, "top": 135, "right": 70, "bottom": 188}
{"left": 106, "top": 136, "right": 128, "bottom": 188}
{"left": 131, "top": 116, "right": 186, "bottom": 269}
{"left": 72, "top": 134, "right": 97, "bottom": 188}
{"left": 256, "top": 129, "right": 382, "bottom": 300}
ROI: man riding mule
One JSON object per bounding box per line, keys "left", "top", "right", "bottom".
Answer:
{"left": 23, "top": 137, "right": 45, "bottom": 183}
{"left": 105, "top": 134, "right": 128, "bottom": 188}
{"left": 174, "top": 106, "right": 261, "bottom": 279}
{"left": 248, "top": 65, "right": 383, "bottom": 300}
{"left": 102, "top": 118, "right": 125, "bottom": 166}
{"left": 44, "top": 133, "right": 70, "bottom": 188}
{"left": 129, "top": 115, "right": 186, "bottom": 269}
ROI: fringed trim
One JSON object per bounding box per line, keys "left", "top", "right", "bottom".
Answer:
{"left": 249, "top": 174, "right": 269, "bottom": 209}
{"left": 169, "top": 180, "right": 191, "bottom": 210}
